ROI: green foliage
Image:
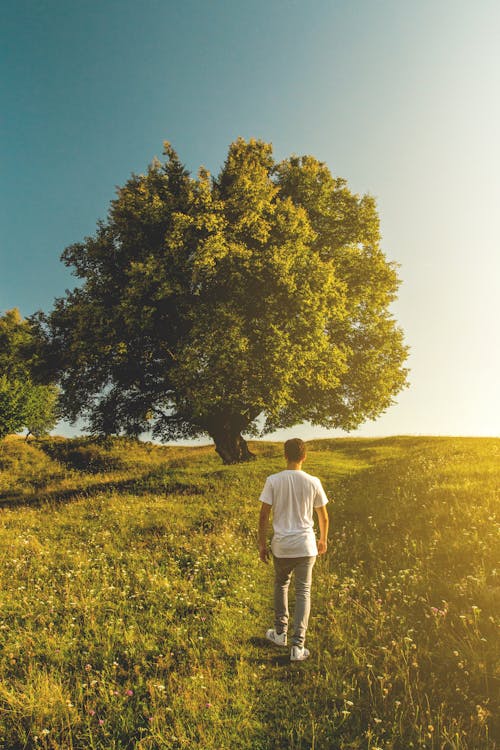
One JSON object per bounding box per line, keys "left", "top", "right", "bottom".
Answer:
{"left": 0, "top": 375, "right": 28, "bottom": 439}
{"left": 0, "top": 309, "right": 59, "bottom": 440}
{"left": 34, "top": 139, "right": 408, "bottom": 461}
{"left": 0, "top": 308, "right": 32, "bottom": 374}
{"left": 0, "top": 436, "right": 497, "bottom": 749}
{"left": 24, "top": 383, "right": 58, "bottom": 438}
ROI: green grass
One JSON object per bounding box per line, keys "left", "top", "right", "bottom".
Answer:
{"left": 0, "top": 435, "right": 498, "bottom": 749}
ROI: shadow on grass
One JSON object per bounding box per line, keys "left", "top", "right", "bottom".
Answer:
{"left": 0, "top": 471, "right": 210, "bottom": 509}
{"left": 248, "top": 636, "right": 328, "bottom": 669}
{"left": 308, "top": 434, "right": 454, "bottom": 460}
{"left": 248, "top": 637, "right": 292, "bottom": 666}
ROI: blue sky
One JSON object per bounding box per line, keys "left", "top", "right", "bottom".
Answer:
{"left": 1, "top": 0, "right": 499, "bottom": 440}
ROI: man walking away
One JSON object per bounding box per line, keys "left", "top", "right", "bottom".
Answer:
{"left": 258, "top": 438, "right": 329, "bottom": 661}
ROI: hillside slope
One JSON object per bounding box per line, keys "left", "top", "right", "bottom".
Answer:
{"left": 0, "top": 436, "right": 498, "bottom": 749}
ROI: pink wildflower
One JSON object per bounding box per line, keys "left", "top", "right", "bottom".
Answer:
{"left": 431, "top": 606, "right": 446, "bottom": 617}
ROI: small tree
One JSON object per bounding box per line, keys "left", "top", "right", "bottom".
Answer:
{"left": 0, "top": 309, "right": 58, "bottom": 440}
{"left": 0, "top": 376, "right": 28, "bottom": 440}
{"left": 23, "top": 383, "right": 59, "bottom": 440}
{"left": 34, "top": 139, "right": 408, "bottom": 463}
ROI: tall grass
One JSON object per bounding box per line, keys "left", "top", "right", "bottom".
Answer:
{"left": 0, "top": 435, "right": 498, "bottom": 749}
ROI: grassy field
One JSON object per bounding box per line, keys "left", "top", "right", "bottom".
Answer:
{"left": 0, "top": 435, "right": 498, "bottom": 749}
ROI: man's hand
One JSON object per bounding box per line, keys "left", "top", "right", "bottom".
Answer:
{"left": 315, "top": 505, "right": 329, "bottom": 556}
{"left": 258, "top": 503, "right": 272, "bottom": 563}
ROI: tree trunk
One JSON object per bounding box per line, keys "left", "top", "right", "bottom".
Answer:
{"left": 209, "top": 422, "right": 256, "bottom": 464}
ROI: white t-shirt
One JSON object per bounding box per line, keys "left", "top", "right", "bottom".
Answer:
{"left": 259, "top": 469, "right": 329, "bottom": 558}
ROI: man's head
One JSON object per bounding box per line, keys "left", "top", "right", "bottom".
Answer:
{"left": 284, "top": 438, "right": 307, "bottom": 464}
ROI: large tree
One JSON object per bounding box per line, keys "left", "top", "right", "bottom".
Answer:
{"left": 0, "top": 309, "right": 58, "bottom": 440}
{"left": 33, "top": 139, "right": 408, "bottom": 463}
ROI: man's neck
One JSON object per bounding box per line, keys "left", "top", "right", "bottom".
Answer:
{"left": 286, "top": 461, "right": 303, "bottom": 471}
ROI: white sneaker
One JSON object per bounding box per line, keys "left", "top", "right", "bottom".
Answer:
{"left": 266, "top": 628, "right": 287, "bottom": 646}
{"left": 290, "top": 645, "right": 310, "bottom": 661}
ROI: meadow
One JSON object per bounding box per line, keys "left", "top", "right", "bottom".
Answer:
{"left": 0, "top": 435, "right": 498, "bottom": 750}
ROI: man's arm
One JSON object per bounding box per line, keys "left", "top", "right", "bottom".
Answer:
{"left": 315, "top": 505, "right": 329, "bottom": 555}
{"left": 258, "top": 503, "right": 272, "bottom": 563}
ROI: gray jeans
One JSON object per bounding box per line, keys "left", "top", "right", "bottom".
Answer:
{"left": 273, "top": 554, "right": 316, "bottom": 647}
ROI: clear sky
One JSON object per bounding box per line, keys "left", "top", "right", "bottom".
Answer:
{"left": 1, "top": 0, "right": 499, "bottom": 440}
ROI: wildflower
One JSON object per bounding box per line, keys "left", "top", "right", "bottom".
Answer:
{"left": 125, "top": 689, "right": 133, "bottom": 696}
{"left": 206, "top": 702, "right": 212, "bottom": 708}
{"left": 98, "top": 719, "right": 105, "bottom": 726}
{"left": 430, "top": 606, "right": 446, "bottom": 617}
{"left": 476, "top": 705, "right": 490, "bottom": 723}
{"left": 85, "top": 663, "right": 92, "bottom": 671}
{"left": 88, "top": 709, "right": 96, "bottom": 716}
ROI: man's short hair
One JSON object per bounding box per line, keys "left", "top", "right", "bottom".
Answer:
{"left": 284, "top": 438, "right": 306, "bottom": 462}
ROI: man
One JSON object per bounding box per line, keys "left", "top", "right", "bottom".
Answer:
{"left": 258, "top": 438, "right": 329, "bottom": 661}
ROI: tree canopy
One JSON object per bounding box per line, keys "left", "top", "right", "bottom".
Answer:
{"left": 0, "top": 309, "right": 58, "bottom": 440}
{"left": 33, "top": 138, "right": 408, "bottom": 462}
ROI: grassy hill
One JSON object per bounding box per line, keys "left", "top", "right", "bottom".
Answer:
{"left": 0, "top": 435, "right": 498, "bottom": 749}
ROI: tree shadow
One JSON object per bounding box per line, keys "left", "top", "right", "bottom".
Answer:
{"left": 0, "top": 477, "right": 141, "bottom": 509}
{"left": 0, "top": 471, "right": 209, "bottom": 509}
